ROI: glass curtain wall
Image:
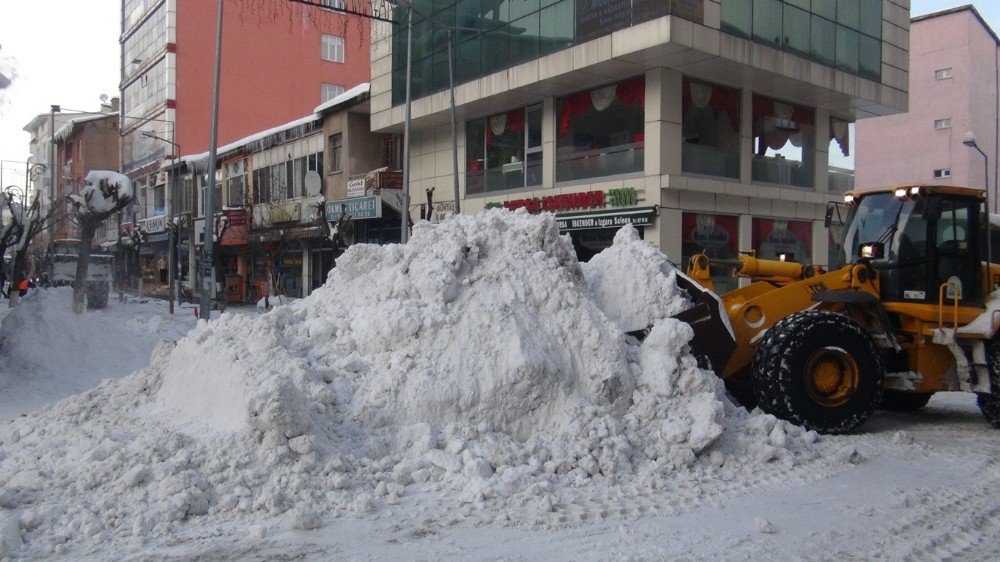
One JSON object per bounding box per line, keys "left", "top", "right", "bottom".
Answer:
{"left": 682, "top": 79, "right": 741, "bottom": 178}
{"left": 556, "top": 76, "right": 645, "bottom": 182}
{"left": 392, "top": 0, "right": 575, "bottom": 105}
{"left": 721, "top": 0, "right": 882, "bottom": 82}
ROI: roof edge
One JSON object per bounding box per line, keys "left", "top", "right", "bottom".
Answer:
{"left": 912, "top": 4, "right": 1000, "bottom": 46}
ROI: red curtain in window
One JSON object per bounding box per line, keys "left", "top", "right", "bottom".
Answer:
{"left": 486, "top": 108, "right": 526, "bottom": 147}
{"left": 682, "top": 81, "right": 741, "bottom": 131}
{"left": 830, "top": 117, "right": 850, "bottom": 157}
{"left": 558, "top": 76, "right": 646, "bottom": 136}
{"left": 753, "top": 95, "right": 815, "bottom": 154}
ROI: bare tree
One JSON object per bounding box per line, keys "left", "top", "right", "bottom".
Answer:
{"left": 67, "top": 171, "right": 134, "bottom": 314}
{"left": 6, "top": 193, "right": 64, "bottom": 307}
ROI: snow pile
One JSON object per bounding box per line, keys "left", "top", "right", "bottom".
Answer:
{"left": 0, "top": 210, "right": 820, "bottom": 557}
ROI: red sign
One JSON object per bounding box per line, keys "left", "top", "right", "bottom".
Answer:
{"left": 219, "top": 209, "right": 248, "bottom": 246}
{"left": 751, "top": 218, "right": 812, "bottom": 263}
{"left": 502, "top": 190, "right": 605, "bottom": 213}
{"left": 223, "top": 209, "right": 248, "bottom": 227}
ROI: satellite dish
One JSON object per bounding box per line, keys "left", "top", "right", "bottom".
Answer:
{"left": 304, "top": 170, "right": 322, "bottom": 196}
{"left": 99, "top": 93, "right": 109, "bottom": 102}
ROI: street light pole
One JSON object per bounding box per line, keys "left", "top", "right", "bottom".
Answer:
{"left": 963, "top": 132, "right": 992, "bottom": 271}
{"left": 401, "top": 4, "right": 413, "bottom": 243}
{"left": 447, "top": 29, "right": 459, "bottom": 215}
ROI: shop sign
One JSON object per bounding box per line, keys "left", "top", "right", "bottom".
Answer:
{"left": 222, "top": 208, "right": 248, "bottom": 227}
{"left": 269, "top": 202, "right": 301, "bottom": 224}
{"left": 141, "top": 215, "right": 167, "bottom": 233}
{"left": 556, "top": 206, "right": 657, "bottom": 231}
{"left": 347, "top": 178, "right": 367, "bottom": 198}
{"left": 486, "top": 187, "right": 640, "bottom": 214}
{"left": 429, "top": 201, "right": 456, "bottom": 223}
{"left": 220, "top": 209, "right": 248, "bottom": 246}
{"left": 325, "top": 196, "right": 382, "bottom": 220}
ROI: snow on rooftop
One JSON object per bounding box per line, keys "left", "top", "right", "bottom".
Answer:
{"left": 53, "top": 113, "right": 114, "bottom": 142}
{"left": 312, "top": 82, "right": 370, "bottom": 114}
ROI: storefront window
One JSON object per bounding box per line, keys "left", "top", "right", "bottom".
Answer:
{"left": 466, "top": 105, "right": 542, "bottom": 194}
{"left": 682, "top": 79, "right": 741, "bottom": 178}
{"left": 681, "top": 212, "right": 739, "bottom": 294}
{"left": 752, "top": 95, "right": 815, "bottom": 188}
{"left": 752, "top": 218, "right": 812, "bottom": 263}
{"left": 828, "top": 118, "right": 855, "bottom": 193}
{"left": 556, "top": 76, "right": 645, "bottom": 182}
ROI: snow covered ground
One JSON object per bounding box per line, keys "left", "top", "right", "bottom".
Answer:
{"left": 0, "top": 212, "right": 998, "bottom": 560}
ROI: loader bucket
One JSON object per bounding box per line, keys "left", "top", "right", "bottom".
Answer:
{"left": 670, "top": 271, "right": 736, "bottom": 374}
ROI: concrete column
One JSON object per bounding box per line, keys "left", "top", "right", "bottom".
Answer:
{"left": 302, "top": 246, "right": 311, "bottom": 297}
{"left": 812, "top": 220, "right": 829, "bottom": 268}
{"left": 644, "top": 68, "right": 683, "bottom": 178}
{"left": 814, "top": 107, "right": 831, "bottom": 193}
{"left": 738, "top": 213, "right": 753, "bottom": 287}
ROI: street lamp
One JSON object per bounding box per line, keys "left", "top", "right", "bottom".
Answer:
{"left": 140, "top": 129, "right": 180, "bottom": 314}
{"left": 963, "top": 131, "right": 992, "bottom": 268}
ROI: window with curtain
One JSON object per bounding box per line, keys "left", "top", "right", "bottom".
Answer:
{"left": 465, "top": 104, "right": 542, "bottom": 194}
{"left": 751, "top": 94, "right": 815, "bottom": 188}
{"left": 682, "top": 79, "right": 741, "bottom": 178}
{"left": 828, "top": 118, "right": 854, "bottom": 193}
{"left": 555, "top": 76, "right": 645, "bottom": 182}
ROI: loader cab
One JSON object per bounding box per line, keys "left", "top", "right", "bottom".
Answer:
{"left": 841, "top": 187, "right": 985, "bottom": 306}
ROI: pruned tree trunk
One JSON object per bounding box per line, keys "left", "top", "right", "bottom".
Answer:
{"left": 8, "top": 249, "right": 27, "bottom": 307}
{"left": 72, "top": 217, "right": 97, "bottom": 314}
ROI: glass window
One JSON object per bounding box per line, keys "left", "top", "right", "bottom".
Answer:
{"left": 828, "top": 118, "right": 854, "bottom": 192}
{"left": 322, "top": 83, "right": 344, "bottom": 102}
{"left": 858, "top": 0, "right": 881, "bottom": 38}
{"left": 785, "top": 0, "right": 810, "bottom": 10}
{"left": 322, "top": 34, "right": 345, "bottom": 62}
{"left": 783, "top": 4, "right": 811, "bottom": 57}
{"left": 934, "top": 168, "right": 951, "bottom": 179}
{"left": 682, "top": 212, "right": 740, "bottom": 294}
{"left": 858, "top": 34, "right": 880, "bottom": 81}
{"left": 510, "top": 12, "right": 540, "bottom": 65}
{"left": 539, "top": 0, "right": 574, "bottom": 56}
{"left": 752, "top": 0, "right": 783, "bottom": 48}
{"left": 682, "top": 79, "right": 741, "bottom": 179}
{"left": 329, "top": 133, "right": 343, "bottom": 173}
{"left": 752, "top": 218, "right": 813, "bottom": 263}
{"left": 935, "top": 68, "right": 953, "bottom": 80}
{"left": 836, "top": 0, "right": 860, "bottom": 29}
{"left": 811, "top": 15, "right": 836, "bottom": 67}
{"left": 556, "top": 76, "right": 645, "bottom": 182}
{"left": 466, "top": 104, "right": 543, "bottom": 195}
{"left": 751, "top": 94, "right": 815, "bottom": 188}
{"left": 721, "top": 0, "right": 752, "bottom": 38}
{"left": 934, "top": 118, "right": 952, "bottom": 130}
{"left": 813, "top": 0, "right": 836, "bottom": 20}
{"left": 836, "top": 25, "right": 859, "bottom": 74}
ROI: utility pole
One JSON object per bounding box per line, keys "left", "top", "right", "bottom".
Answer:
{"left": 401, "top": 4, "right": 412, "bottom": 243}
{"left": 201, "top": 0, "right": 224, "bottom": 320}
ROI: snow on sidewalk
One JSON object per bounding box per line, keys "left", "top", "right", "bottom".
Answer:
{"left": 1, "top": 211, "right": 827, "bottom": 558}
{"left": 0, "top": 288, "right": 197, "bottom": 422}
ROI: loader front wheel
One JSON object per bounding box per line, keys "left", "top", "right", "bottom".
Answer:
{"left": 752, "top": 310, "right": 885, "bottom": 434}
{"left": 976, "top": 340, "right": 1000, "bottom": 428}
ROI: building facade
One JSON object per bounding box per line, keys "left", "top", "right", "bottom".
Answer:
{"left": 52, "top": 112, "right": 122, "bottom": 241}
{"left": 371, "top": 0, "right": 909, "bottom": 289}
{"left": 856, "top": 5, "right": 998, "bottom": 202}
{"left": 120, "top": 0, "right": 371, "bottom": 296}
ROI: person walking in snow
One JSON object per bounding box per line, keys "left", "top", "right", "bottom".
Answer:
{"left": 17, "top": 277, "right": 28, "bottom": 297}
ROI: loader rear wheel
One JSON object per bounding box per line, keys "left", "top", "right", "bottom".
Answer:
{"left": 881, "top": 391, "right": 933, "bottom": 411}
{"left": 751, "top": 310, "right": 885, "bottom": 434}
{"left": 976, "top": 340, "right": 1000, "bottom": 428}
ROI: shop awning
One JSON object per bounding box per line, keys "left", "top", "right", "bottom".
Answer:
{"left": 254, "top": 224, "right": 326, "bottom": 243}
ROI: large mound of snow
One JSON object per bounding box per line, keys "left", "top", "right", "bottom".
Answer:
{"left": 0, "top": 211, "right": 821, "bottom": 558}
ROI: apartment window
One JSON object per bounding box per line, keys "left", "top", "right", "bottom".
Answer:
{"left": 556, "top": 77, "right": 645, "bottom": 182}
{"left": 226, "top": 160, "right": 247, "bottom": 207}
{"left": 384, "top": 135, "right": 403, "bottom": 171}
{"left": 329, "top": 134, "right": 343, "bottom": 173}
{"left": 934, "top": 168, "right": 951, "bottom": 179}
{"left": 321, "top": 0, "right": 344, "bottom": 8}
{"left": 934, "top": 119, "right": 952, "bottom": 130}
{"left": 322, "top": 34, "right": 345, "bottom": 62}
{"left": 322, "top": 83, "right": 344, "bottom": 103}
{"left": 935, "top": 68, "right": 953, "bottom": 80}
{"left": 682, "top": 79, "right": 741, "bottom": 179}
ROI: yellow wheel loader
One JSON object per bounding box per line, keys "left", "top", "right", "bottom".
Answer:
{"left": 672, "top": 185, "right": 1000, "bottom": 434}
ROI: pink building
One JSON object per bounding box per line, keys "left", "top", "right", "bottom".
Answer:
{"left": 856, "top": 4, "right": 999, "bottom": 207}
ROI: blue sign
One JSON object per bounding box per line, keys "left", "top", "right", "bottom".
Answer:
{"left": 325, "top": 196, "right": 382, "bottom": 220}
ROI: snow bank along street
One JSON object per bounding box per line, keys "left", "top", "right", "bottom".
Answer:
{"left": 0, "top": 211, "right": 998, "bottom": 559}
